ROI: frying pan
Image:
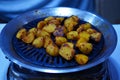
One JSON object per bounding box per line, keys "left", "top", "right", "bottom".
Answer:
{"left": 0, "top": 7, "right": 117, "bottom": 73}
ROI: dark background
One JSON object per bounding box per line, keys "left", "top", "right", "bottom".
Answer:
{"left": 0, "top": 0, "right": 120, "bottom": 24}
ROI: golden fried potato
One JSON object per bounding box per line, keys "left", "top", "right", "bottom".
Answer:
{"left": 66, "top": 31, "right": 78, "bottom": 40}
{"left": 76, "top": 26, "right": 84, "bottom": 33}
{"left": 37, "top": 21, "right": 46, "bottom": 29}
{"left": 42, "top": 24, "right": 56, "bottom": 33}
{"left": 32, "top": 37, "right": 44, "bottom": 48}
{"left": 59, "top": 45, "right": 75, "bottom": 60}
{"left": 62, "top": 42, "right": 74, "bottom": 48}
{"left": 28, "top": 28, "right": 37, "bottom": 35}
{"left": 75, "top": 54, "right": 88, "bottom": 65}
{"left": 44, "top": 16, "right": 55, "bottom": 22}
{"left": 71, "top": 15, "right": 79, "bottom": 22}
{"left": 82, "top": 23, "right": 91, "bottom": 30}
{"left": 56, "top": 17, "right": 64, "bottom": 22}
{"left": 22, "top": 32, "right": 35, "bottom": 43}
{"left": 78, "top": 31, "right": 90, "bottom": 41}
{"left": 16, "top": 28, "right": 27, "bottom": 39}
{"left": 76, "top": 37, "right": 88, "bottom": 47}
{"left": 77, "top": 23, "right": 91, "bottom": 33}
{"left": 44, "top": 36, "right": 53, "bottom": 48}
{"left": 48, "top": 19, "right": 61, "bottom": 26}
{"left": 90, "top": 32, "right": 101, "bottom": 42}
{"left": 36, "top": 30, "right": 50, "bottom": 38}
{"left": 78, "top": 42, "right": 93, "bottom": 54}
{"left": 55, "top": 36, "right": 67, "bottom": 46}
{"left": 64, "top": 16, "right": 78, "bottom": 31}
{"left": 46, "top": 43, "right": 59, "bottom": 56}
{"left": 86, "top": 28, "right": 97, "bottom": 34}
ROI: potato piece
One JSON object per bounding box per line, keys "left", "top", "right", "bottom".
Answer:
{"left": 55, "top": 36, "right": 67, "bottom": 46}
{"left": 44, "top": 16, "right": 55, "bottom": 22}
{"left": 71, "top": 15, "right": 79, "bottom": 22}
{"left": 66, "top": 31, "right": 78, "bottom": 40}
{"left": 82, "top": 23, "right": 91, "bottom": 30}
{"left": 36, "top": 30, "right": 50, "bottom": 38}
{"left": 62, "top": 42, "right": 74, "bottom": 48}
{"left": 44, "top": 36, "right": 53, "bottom": 48}
{"left": 63, "top": 26, "right": 68, "bottom": 35}
{"left": 32, "top": 37, "right": 44, "bottom": 48}
{"left": 53, "top": 25, "right": 64, "bottom": 37}
{"left": 56, "top": 17, "right": 64, "bottom": 22}
{"left": 76, "top": 26, "right": 84, "bottom": 33}
{"left": 76, "top": 38, "right": 88, "bottom": 47}
{"left": 86, "top": 28, "right": 97, "bottom": 34}
{"left": 42, "top": 24, "right": 56, "bottom": 33}
{"left": 59, "top": 45, "right": 75, "bottom": 60}
{"left": 78, "top": 31, "right": 90, "bottom": 41}
{"left": 22, "top": 32, "right": 35, "bottom": 43}
{"left": 16, "top": 28, "right": 27, "bottom": 39}
{"left": 75, "top": 54, "right": 88, "bottom": 65}
{"left": 37, "top": 21, "right": 46, "bottom": 29}
{"left": 78, "top": 42, "right": 93, "bottom": 54}
{"left": 77, "top": 23, "right": 91, "bottom": 33}
{"left": 48, "top": 19, "right": 60, "bottom": 26}
{"left": 28, "top": 28, "right": 37, "bottom": 35}
{"left": 46, "top": 43, "right": 59, "bottom": 56}
{"left": 90, "top": 32, "right": 101, "bottom": 42}
{"left": 64, "top": 16, "right": 78, "bottom": 31}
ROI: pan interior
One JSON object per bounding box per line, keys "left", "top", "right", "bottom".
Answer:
{"left": 12, "top": 17, "right": 104, "bottom": 68}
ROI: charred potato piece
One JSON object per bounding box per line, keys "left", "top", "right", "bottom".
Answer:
{"left": 55, "top": 36, "right": 67, "bottom": 46}
{"left": 64, "top": 16, "right": 78, "bottom": 31}
{"left": 42, "top": 24, "right": 56, "bottom": 33}
{"left": 62, "top": 42, "right": 74, "bottom": 48}
{"left": 78, "top": 42, "right": 93, "bottom": 54}
{"left": 32, "top": 37, "right": 44, "bottom": 48}
{"left": 78, "top": 31, "right": 90, "bottom": 41}
{"left": 36, "top": 30, "right": 50, "bottom": 38}
{"left": 66, "top": 31, "right": 78, "bottom": 40}
{"left": 28, "top": 28, "right": 37, "bottom": 35}
{"left": 53, "top": 25, "right": 64, "bottom": 37}
{"left": 46, "top": 43, "right": 59, "bottom": 56}
{"left": 16, "top": 28, "right": 27, "bottom": 39}
{"left": 44, "top": 36, "right": 53, "bottom": 48}
{"left": 76, "top": 37, "right": 88, "bottom": 47}
{"left": 59, "top": 45, "right": 75, "bottom": 60}
{"left": 37, "top": 21, "right": 46, "bottom": 29}
{"left": 22, "top": 32, "right": 35, "bottom": 43}
{"left": 90, "top": 32, "right": 101, "bottom": 42}
{"left": 75, "top": 54, "right": 88, "bottom": 65}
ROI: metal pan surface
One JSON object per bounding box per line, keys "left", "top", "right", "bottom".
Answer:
{"left": 0, "top": 7, "right": 117, "bottom": 73}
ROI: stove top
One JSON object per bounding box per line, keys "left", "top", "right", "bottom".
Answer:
{"left": 7, "top": 60, "right": 110, "bottom": 80}
{"left": 7, "top": 58, "right": 120, "bottom": 80}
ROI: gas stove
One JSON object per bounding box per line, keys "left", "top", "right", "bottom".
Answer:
{"left": 0, "top": 24, "right": 120, "bottom": 80}
{"left": 7, "top": 60, "right": 110, "bottom": 80}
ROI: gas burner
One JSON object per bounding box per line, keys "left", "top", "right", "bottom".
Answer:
{"left": 7, "top": 60, "right": 111, "bottom": 80}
